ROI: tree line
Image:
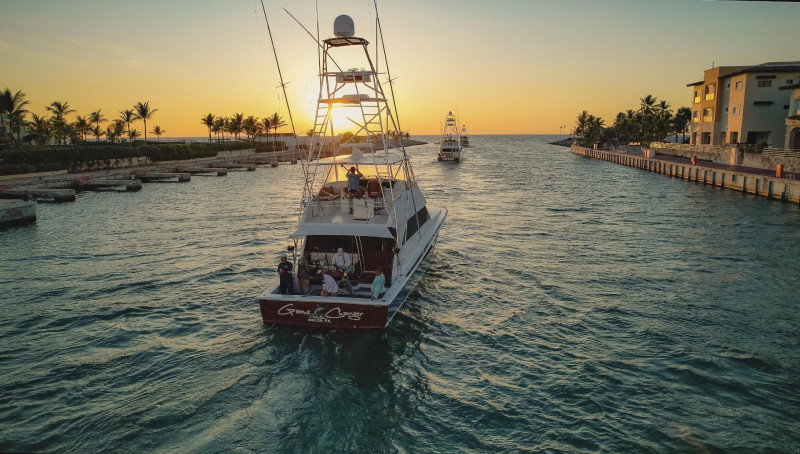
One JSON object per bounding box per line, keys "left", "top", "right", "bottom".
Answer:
{"left": 0, "top": 88, "right": 163, "bottom": 146}
{"left": 573, "top": 95, "right": 692, "bottom": 148}
{"left": 200, "top": 112, "right": 288, "bottom": 143}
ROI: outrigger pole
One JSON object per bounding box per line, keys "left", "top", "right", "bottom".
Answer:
{"left": 258, "top": 1, "right": 305, "bottom": 181}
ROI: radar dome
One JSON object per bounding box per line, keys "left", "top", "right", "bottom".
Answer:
{"left": 334, "top": 15, "right": 355, "bottom": 38}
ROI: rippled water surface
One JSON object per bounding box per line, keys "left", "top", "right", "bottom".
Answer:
{"left": 2, "top": 136, "right": 800, "bottom": 452}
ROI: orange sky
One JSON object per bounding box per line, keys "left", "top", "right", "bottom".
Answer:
{"left": 1, "top": 0, "right": 798, "bottom": 137}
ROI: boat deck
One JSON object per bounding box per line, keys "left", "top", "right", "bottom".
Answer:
{"left": 306, "top": 192, "right": 395, "bottom": 224}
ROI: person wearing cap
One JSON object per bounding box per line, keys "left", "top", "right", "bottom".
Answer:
{"left": 333, "top": 247, "right": 351, "bottom": 270}
{"left": 370, "top": 266, "right": 385, "bottom": 300}
{"left": 277, "top": 252, "right": 294, "bottom": 294}
{"left": 321, "top": 269, "right": 339, "bottom": 297}
{"left": 296, "top": 251, "right": 312, "bottom": 295}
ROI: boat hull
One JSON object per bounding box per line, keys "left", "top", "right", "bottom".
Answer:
{"left": 258, "top": 206, "right": 446, "bottom": 330}
{"left": 258, "top": 298, "right": 389, "bottom": 329}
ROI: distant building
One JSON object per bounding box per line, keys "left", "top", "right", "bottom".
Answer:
{"left": 780, "top": 83, "right": 800, "bottom": 149}
{"left": 687, "top": 61, "right": 800, "bottom": 147}
{"left": 0, "top": 114, "right": 29, "bottom": 142}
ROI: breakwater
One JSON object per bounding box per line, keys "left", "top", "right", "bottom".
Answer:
{"left": 572, "top": 145, "right": 800, "bottom": 204}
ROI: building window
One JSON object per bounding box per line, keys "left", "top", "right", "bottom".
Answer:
{"left": 732, "top": 105, "right": 741, "bottom": 115}
{"left": 757, "top": 80, "right": 772, "bottom": 88}
{"left": 787, "top": 79, "right": 794, "bottom": 84}
{"left": 753, "top": 101, "right": 773, "bottom": 106}
{"left": 703, "top": 108, "right": 713, "bottom": 122}
{"left": 730, "top": 131, "right": 739, "bottom": 143}
{"left": 735, "top": 81, "right": 742, "bottom": 90}
{"left": 705, "top": 84, "right": 715, "bottom": 100}
{"left": 694, "top": 90, "right": 701, "bottom": 103}
{"left": 692, "top": 111, "right": 699, "bottom": 123}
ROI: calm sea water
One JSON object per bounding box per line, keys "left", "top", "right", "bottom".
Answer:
{"left": 2, "top": 136, "right": 799, "bottom": 453}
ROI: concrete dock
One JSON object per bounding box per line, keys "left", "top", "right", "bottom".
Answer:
{"left": 0, "top": 198, "right": 36, "bottom": 227}
{"left": 0, "top": 188, "right": 76, "bottom": 203}
{"left": 572, "top": 145, "right": 800, "bottom": 204}
{"left": 77, "top": 179, "right": 143, "bottom": 192}
{"left": 139, "top": 172, "right": 191, "bottom": 183}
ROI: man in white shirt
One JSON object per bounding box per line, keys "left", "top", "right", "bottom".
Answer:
{"left": 321, "top": 270, "right": 339, "bottom": 296}
{"left": 333, "top": 247, "right": 351, "bottom": 270}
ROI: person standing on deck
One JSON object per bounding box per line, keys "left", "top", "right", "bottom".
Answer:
{"left": 277, "top": 253, "right": 294, "bottom": 294}
{"left": 296, "top": 252, "right": 311, "bottom": 295}
{"left": 321, "top": 269, "right": 339, "bottom": 297}
{"left": 343, "top": 165, "right": 363, "bottom": 197}
{"left": 370, "top": 266, "right": 385, "bottom": 300}
{"left": 333, "top": 247, "right": 351, "bottom": 271}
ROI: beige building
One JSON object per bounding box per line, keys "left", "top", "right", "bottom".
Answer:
{"left": 687, "top": 61, "right": 800, "bottom": 147}
{"left": 780, "top": 83, "right": 800, "bottom": 149}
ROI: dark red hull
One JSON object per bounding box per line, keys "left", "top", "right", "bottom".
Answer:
{"left": 258, "top": 298, "right": 389, "bottom": 329}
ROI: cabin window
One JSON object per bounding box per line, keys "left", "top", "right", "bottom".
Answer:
{"left": 405, "top": 206, "right": 430, "bottom": 240}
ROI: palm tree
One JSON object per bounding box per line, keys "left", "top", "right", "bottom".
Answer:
{"left": 46, "top": 101, "right": 76, "bottom": 144}
{"left": 151, "top": 125, "right": 165, "bottom": 142}
{"left": 119, "top": 109, "right": 136, "bottom": 143}
{"left": 305, "top": 128, "right": 314, "bottom": 137}
{"left": 29, "top": 113, "right": 51, "bottom": 145}
{"left": 73, "top": 115, "right": 91, "bottom": 142}
{"left": 228, "top": 113, "right": 244, "bottom": 140}
{"left": 212, "top": 117, "right": 225, "bottom": 142}
{"left": 89, "top": 110, "right": 107, "bottom": 141}
{"left": 673, "top": 107, "right": 692, "bottom": 143}
{"left": 201, "top": 113, "right": 215, "bottom": 143}
{"left": 106, "top": 120, "right": 125, "bottom": 143}
{"left": 243, "top": 115, "right": 258, "bottom": 140}
{"left": 89, "top": 125, "right": 105, "bottom": 142}
{"left": 1, "top": 89, "right": 30, "bottom": 142}
{"left": 638, "top": 94, "right": 658, "bottom": 116}
{"left": 259, "top": 117, "right": 272, "bottom": 141}
{"left": 133, "top": 101, "right": 158, "bottom": 142}
{"left": 269, "top": 113, "right": 287, "bottom": 142}
{"left": 129, "top": 128, "right": 141, "bottom": 142}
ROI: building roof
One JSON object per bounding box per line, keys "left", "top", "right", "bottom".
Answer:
{"left": 725, "top": 61, "right": 800, "bottom": 78}
{"left": 687, "top": 62, "right": 800, "bottom": 86}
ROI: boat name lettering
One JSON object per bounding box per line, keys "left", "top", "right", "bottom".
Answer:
{"left": 277, "top": 304, "right": 363, "bottom": 321}
{"left": 324, "top": 307, "right": 363, "bottom": 321}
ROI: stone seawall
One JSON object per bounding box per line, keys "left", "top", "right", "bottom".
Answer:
{"left": 572, "top": 145, "right": 800, "bottom": 204}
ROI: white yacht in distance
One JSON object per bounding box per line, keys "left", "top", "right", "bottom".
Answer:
{"left": 460, "top": 124, "right": 469, "bottom": 147}
{"left": 438, "top": 111, "right": 462, "bottom": 162}
{"left": 257, "top": 14, "right": 446, "bottom": 329}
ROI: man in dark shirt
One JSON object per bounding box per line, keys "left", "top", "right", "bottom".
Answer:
{"left": 277, "top": 252, "right": 294, "bottom": 294}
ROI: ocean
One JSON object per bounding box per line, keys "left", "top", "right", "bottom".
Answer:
{"left": 1, "top": 135, "right": 799, "bottom": 452}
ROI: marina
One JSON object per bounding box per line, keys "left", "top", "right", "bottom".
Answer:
{"left": 3, "top": 136, "right": 800, "bottom": 452}
{"left": 2, "top": 0, "right": 799, "bottom": 451}
{"left": 572, "top": 145, "right": 800, "bottom": 204}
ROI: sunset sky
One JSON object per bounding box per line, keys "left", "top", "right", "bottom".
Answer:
{"left": 1, "top": 0, "right": 798, "bottom": 137}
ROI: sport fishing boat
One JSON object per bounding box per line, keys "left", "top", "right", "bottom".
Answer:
{"left": 460, "top": 124, "right": 469, "bottom": 147}
{"left": 438, "top": 111, "right": 461, "bottom": 162}
{"left": 257, "top": 14, "right": 446, "bottom": 329}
